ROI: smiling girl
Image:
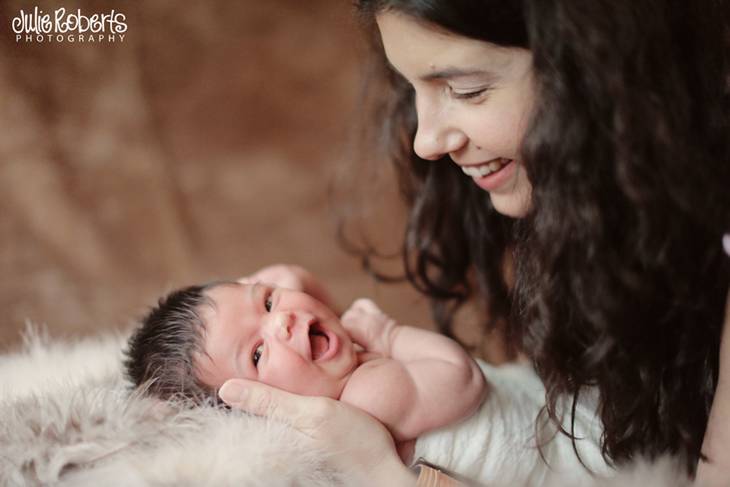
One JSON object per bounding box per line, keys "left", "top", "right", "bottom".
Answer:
{"left": 217, "top": 1, "right": 729, "bottom": 485}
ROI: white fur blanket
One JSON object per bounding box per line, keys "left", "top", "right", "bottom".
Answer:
{"left": 0, "top": 328, "right": 690, "bottom": 486}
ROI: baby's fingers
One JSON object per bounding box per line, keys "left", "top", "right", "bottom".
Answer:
{"left": 350, "top": 298, "right": 383, "bottom": 315}
{"left": 341, "top": 307, "right": 379, "bottom": 345}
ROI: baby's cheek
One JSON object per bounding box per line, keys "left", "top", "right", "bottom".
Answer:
{"left": 261, "top": 356, "right": 307, "bottom": 390}
{"left": 192, "top": 352, "right": 227, "bottom": 390}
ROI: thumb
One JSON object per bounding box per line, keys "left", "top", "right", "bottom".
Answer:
{"left": 218, "top": 379, "right": 324, "bottom": 426}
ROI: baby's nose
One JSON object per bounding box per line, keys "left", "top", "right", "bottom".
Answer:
{"left": 262, "top": 312, "right": 294, "bottom": 340}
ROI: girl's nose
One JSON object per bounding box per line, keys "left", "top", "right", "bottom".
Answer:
{"left": 413, "top": 94, "right": 467, "bottom": 161}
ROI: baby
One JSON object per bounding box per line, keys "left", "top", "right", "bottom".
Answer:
{"left": 125, "top": 264, "right": 486, "bottom": 459}
{"left": 125, "top": 265, "right": 609, "bottom": 484}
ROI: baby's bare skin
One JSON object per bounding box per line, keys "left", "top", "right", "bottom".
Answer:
{"left": 195, "top": 264, "right": 487, "bottom": 457}
{"left": 340, "top": 299, "right": 486, "bottom": 446}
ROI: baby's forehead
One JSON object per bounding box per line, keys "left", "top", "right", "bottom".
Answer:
{"left": 193, "top": 282, "right": 256, "bottom": 385}
{"left": 192, "top": 283, "right": 231, "bottom": 326}
{"left": 198, "top": 281, "right": 261, "bottom": 325}
{"left": 202, "top": 281, "right": 249, "bottom": 304}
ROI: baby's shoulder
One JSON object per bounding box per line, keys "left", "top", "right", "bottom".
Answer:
{"left": 340, "top": 355, "right": 403, "bottom": 403}
{"left": 350, "top": 354, "right": 398, "bottom": 382}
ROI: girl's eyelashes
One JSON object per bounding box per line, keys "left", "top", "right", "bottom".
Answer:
{"left": 264, "top": 290, "right": 273, "bottom": 312}
{"left": 252, "top": 343, "right": 264, "bottom": 367}
{"left": 449, "top": 86, "right": 490, "bottom": 100}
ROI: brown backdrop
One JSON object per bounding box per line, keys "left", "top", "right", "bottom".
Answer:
{"left": 0, "top": 0, "right": 510, "bottom": 363}
{"left": 0, "top": 0, "right": 439, "bottom": 349}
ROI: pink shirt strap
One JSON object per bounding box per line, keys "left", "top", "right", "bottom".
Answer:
{"left": 413, "top": 459, "right": 477, "bottom": 487}
{"left": 415, "top": 465, "right": 464, "bottom": 487}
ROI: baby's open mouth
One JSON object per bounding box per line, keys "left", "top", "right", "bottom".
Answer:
{"left": 308, "top": 325, "right": 329, "bottom": 361}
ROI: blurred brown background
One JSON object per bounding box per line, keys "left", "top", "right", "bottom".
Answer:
{"left": 0, "top": 0, "right": 439, "bottom": 350}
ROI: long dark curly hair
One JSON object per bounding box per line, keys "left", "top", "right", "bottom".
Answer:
{"left": 351, "top": 0, "right": 730, "bottom": 474}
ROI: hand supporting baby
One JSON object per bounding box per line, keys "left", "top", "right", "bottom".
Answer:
{"left": 218, "top": 379, "right": 416, "bottom": 486}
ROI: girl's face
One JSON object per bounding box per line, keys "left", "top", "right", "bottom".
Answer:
{"left": 377, "top": 12, "right": 534, "bottom": 218}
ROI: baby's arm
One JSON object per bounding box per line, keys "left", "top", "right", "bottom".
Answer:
{"left": 339, "top": 299, "right": 487, "bottom": 442}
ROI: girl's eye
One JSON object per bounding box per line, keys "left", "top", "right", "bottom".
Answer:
{"left": 252, "top": 344, "right": 264, "bottom": 367}
{"left": 264, "top": 293, "right": 273, "bottom": 312}
{"left": 450, "top": 87, "right": 489, "bottom": 100}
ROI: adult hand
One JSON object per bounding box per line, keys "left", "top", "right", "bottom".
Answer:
{"left": 218, "top": 379, "right": 416, "bottom": 487}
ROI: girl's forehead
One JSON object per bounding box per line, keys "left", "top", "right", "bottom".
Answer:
{"left": 376, "top": 11, "right": 525, "bottom": 79}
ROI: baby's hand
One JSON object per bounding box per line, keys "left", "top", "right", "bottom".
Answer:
{"left": 341, "top": 299, "right": 397, "bottom": 357}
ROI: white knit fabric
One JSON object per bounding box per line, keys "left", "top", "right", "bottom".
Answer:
{"left": 414, "top": 360, "right": 613, "bottom": 486}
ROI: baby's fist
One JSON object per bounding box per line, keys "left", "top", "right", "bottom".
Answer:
{"left": 341, "top": 299, "right": 397, "bottom": 356}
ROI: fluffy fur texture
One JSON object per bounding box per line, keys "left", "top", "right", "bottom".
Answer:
{"left": 0, "top": 326, "right": 690, "bottom": 486}
{"left": 0, "top": 327, "right": 339, "bottom": 486}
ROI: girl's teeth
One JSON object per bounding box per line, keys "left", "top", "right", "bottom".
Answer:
{"left": 487, "top": 161, "right": 503, "bottom": 172}
{"left": 461, "top": 159, "right": 509, "bottom": 178}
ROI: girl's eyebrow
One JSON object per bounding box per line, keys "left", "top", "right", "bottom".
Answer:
{"left": 384, "top": 58, "right": 496, "bottom": 83}
{"left": 419, "top": 67, "right": 497, "bottom": 82}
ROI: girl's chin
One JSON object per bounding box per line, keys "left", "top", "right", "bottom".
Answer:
{"left": 489, "top": 171, "right": 532, "bottom": 218}
{"left": 490, "top": 192, "right": 531, "bottom": 218}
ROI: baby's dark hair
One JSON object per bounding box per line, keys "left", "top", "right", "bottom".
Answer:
{"left": 124, "top": 282, "right": 224, "bottom": 405}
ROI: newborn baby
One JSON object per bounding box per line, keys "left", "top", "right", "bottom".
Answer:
{"left": 126, "top": 265, "right": 610, "bottom": 484}
{"left": 125, "top": 265, "right": 485, "bottom": 460}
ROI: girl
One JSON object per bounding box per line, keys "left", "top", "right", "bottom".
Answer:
{"left": 219, "top": 1, "right": 730, "bottom": 485}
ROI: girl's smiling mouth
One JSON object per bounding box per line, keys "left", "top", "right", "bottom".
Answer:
{"left": 458, "top": 159, "right": 517, "bottom": 192}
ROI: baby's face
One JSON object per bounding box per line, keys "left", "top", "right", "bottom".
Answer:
{"left": 195, "top": 282, "right": 357, "bottom": 398}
